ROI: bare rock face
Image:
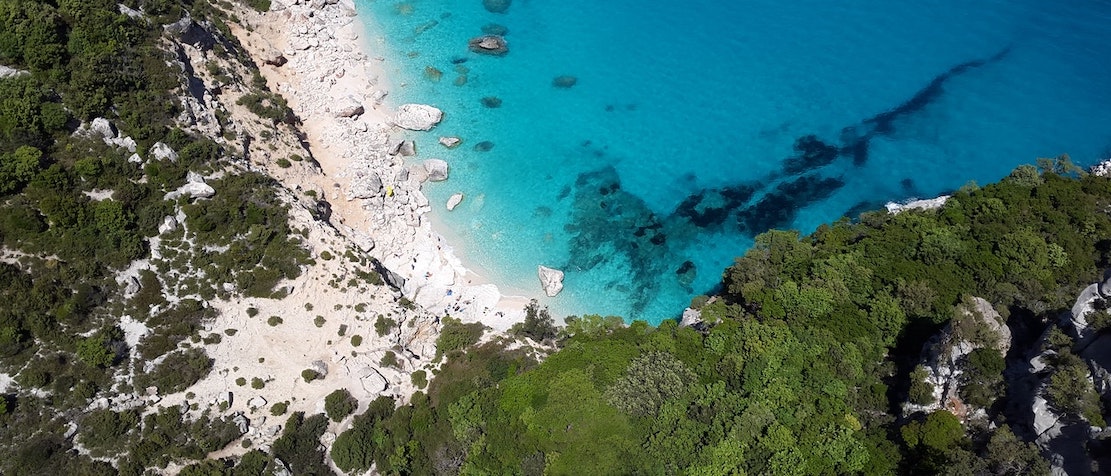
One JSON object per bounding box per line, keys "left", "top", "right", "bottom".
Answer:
{"left": 150, "top": 142, "right": 178, "bottom": 162}
{"left": 901, "top": 297, "right": 1010, "bottom": 420}
{"left": 164, "top": 171, "right": 215, "bottom": 200}
{"left": 392, "top": 104, "right": 443, "bottom": 131}
{"left": 538, "top": 265, "right": 564, "bottom": 297}
{"left": 446, "top": 193, "right": 464, "bottom": 211}
{"left": 468, "top": 35, "right": 508, "bottom": 56}
{"left": 423, "top": 159, "right": 449, "bottom": 182}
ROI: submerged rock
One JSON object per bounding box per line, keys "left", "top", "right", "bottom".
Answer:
{"left": 483, "top": 0, "right": 511, "bottom": 13}
{"left": 482, "top": 23, "right": 509, "bottom": 36}
{"left": 424, "top": 66, "right": 443, "bottom": 82}
{"left": 481, "top": 96, "right": 502, "bottom": 108}
{"left": 473, "top": 141, "right": 495, "bottom": 152}
{"left": 469, "top": 35, "right": 508, "bottom": 56}
{"left": 393, "top": 104, "right": 443, "bottom": 131}
{"left": 552, "top": 75, "right": 578, "bottom": 88}
{"left": 538, "top": 265, "right": 565, "bottom": 297}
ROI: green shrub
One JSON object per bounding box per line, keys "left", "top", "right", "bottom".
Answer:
{"left": 236, "top": 377, "right": 247, "bottom": 387}
{"left": 251, "top": 377, "right": 265, "bottom": 390}
{"left": 314, "top": 315, "right": 325, "bottom": 328}
{"left": 268, "top": 316, "right": 283, "bottom": 326}
{"left": 435, "top": 317, "right": 485, "bottom": 358}
{"left": 411, "top": 370, "right": 427, "bottom": 389}
{"left": 374, "top": 316, "right": 396, "bottom": 337}
{"left": 350, "top": 335, "right": 362, "bottom": 347}
{"left": 379, "top": 351, "right": 398, "bottom": 368}
{"left": 271, "top": 401, "right": 289, "bottom": 416}
{"left": 276, "top": 158, "right": 291, "bottom": 168}
{"left": 301, "top": 369, "right": 320, "bottom": 383}
{"left": 324, "top": 389, "right": 357, "bottom": 422}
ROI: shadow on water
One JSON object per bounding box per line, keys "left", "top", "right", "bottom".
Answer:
{"left": 560, "top": 47, "right": 1013, "bottom": 317}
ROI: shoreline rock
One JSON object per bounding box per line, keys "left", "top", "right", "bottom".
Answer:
{"left": 393, "top": 104, "right": 443, "bottom": 131}
{"left": 538, "top": 266, "right": 564, "bottom": 297}
{"left": 469, "top": 35, "right": 509, "bottom": 56}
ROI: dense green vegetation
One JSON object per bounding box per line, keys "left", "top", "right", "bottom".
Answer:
{"left": 0, "top": 0, "right": 312, "bottom": 473}
{"left": 328, "top": 165, "right": 1111, "bottom": 475}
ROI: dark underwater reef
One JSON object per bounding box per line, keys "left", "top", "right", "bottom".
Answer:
{"left": 559, "top": 47, "right": 1013, "bottom": 315}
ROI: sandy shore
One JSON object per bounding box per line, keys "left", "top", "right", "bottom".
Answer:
{"left": 230, "top": 0, "right": 532, "bottom": 330}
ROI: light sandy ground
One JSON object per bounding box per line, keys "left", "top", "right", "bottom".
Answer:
{"left": 146, "top": 0, "right": 543, "bottom": 464}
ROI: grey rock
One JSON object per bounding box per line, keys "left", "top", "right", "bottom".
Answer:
{"left": 118, "top": 4, "right": 143, "bottom": 19}
{"left": 392, "top": 104, "right": 443, "bottom": 131}
{"left": 274, "top": 458, "right": 293, "bottom": 476}
{"left": 263, "top": 49, "right": 287, "bottom": 66}
{"left": 159, "top": 215, "right": 178, "bottom": 234}
{"left": 424, "top": 159, "right": 449, "bottom": 182}
{"left": 89, "top": 118, "right": 117, "bottom": 140}
{"left": 538, "top": 265, "right": 564, "bottom": 297}
{"left": 680, "top": 307, "right": 703, "bottom": 327}
{"left": 311, "top": 360, "right": 328, "bottom": 378}
{"left": 360, "top": 367, "right": 388, "bottom": 394}
{"left": 439, "top": 136, "right": 462, "bottom": 148}
{"left": 150, "top": 142, "right": 178, "bottom": 162}
{"left": 0, "top": 64, "right": 30, "bottom": 79}
{"left": 399, "top": 140, "right": 416, "bottom": 157}
{"left": 469, "top": 35, "right": 509, "bottom": 56}
{"left": 124, "top": 277, "right": 141, "bottom": 297}
{"left": 247, "top": 396, "right": 268, "bottom": 408}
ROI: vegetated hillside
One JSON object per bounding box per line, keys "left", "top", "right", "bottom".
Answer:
{"left": 0, "top": 0, "right": 321, "bottom": 473}
{"left": 3, "top": 0, "right": 1110, "bottom": 475}
{"left": 321, "top": 164, "right": 1111, "bottom": 475}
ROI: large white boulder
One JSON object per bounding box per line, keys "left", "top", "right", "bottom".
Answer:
{"left": 164, "top": 172, "right": 215, "bottom": 200}
{"left": 424, "top": 159, "right": 449, "bottom": 182}
{"left": 446, "top": 193, "right": 464, "bottom": 211}
{"left": 393, "top": 104, "right": 443, "bottom": 131}
{"left": 538, "top": 265, "right": 564, "bottom": 297}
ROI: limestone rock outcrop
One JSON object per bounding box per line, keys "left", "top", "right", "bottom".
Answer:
{"left": 423, "top": 159, "right": 449, "bottom": 182}
{"left": 538, "top": 265, "right": 564, "bottom": 297}
{"left": 468, "top": 35, "right": 509, "bottom": 56}
{"left": 164, "top": 171, "right": 215, "bottom": 200}
{"left": 902, "top": 297, "right": 1010, "bottom": 420}
{"left": 392, "top": 104, "right": 443, "bottom": 131}
{"left": 446, "top": 193, "right": 464, "bottom": 211}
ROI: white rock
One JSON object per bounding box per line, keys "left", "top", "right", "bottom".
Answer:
{"left": 680, "top": 307, "right": 703, "bottom": 327}
{"left": 150, "top": 142, "right": 178, "bottom": 162}
{"left": 439, "top": 136, "right": 461, "bottom": 148}
{"left": 886, "top": 195, "right": 950, "bottom": 214}
{"left": 159, "top": 215, "right": 178, "bottom": 234}
{"left": 538, "top": 265, "right": 564, "bottom": 297}
{"left": 248, "top": 396, "right": 268, "bottom": 408}
{"left": 347, "top": 172, "right": 382, "bottom": 199}
{"left": 334, "top": 96, "right": 364, "bottom": 118}
{"left": 89, "top": 118, "right": 117, "bottom": 139}
{"left": 393, "top": 104, "right": 443, "bottom": 131}
{"left": 128, "top": 153, "right": 143, "bottom": 164}
{"left": 360, "top": 368, "right": 389, "bottom": 394}
{"left": 446, "top": 193, "right": 464, "bottom": 211}
{"left": 423, "top": 159, "right": 449, "bottom": 182}
{"left": 164, "top": 172, "right": 215, "bottom": 200}
{"left": 232, "top": 413, "right": 250, "bottom": 434}
{"left": 0, "top": 64, "right": 30, "bottom": 79}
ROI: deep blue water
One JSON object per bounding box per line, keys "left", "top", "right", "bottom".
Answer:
{"left": 359, "top": 0, "right": 1111, "bottom": 323}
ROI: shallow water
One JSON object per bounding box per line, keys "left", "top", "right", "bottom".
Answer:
{"left": 359, "top": 0, "right": 1111, "bottom": 323}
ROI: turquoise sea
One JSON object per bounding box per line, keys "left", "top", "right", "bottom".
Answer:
{"left": 359, "top": 0, "right": 1111, "bottom": 323}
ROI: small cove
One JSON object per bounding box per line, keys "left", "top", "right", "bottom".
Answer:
{"left": 360, "top": 0, "right": 1111, "bottom": 323}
